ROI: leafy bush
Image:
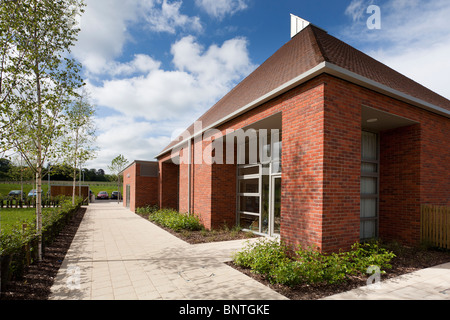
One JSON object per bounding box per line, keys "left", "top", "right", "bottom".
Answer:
{"left": 136, "top": 204, "right": 159, "bottom": 215}
{"left": 341, "top": 242, "right": 396, "bottom": 275}
{"left": 233, "top": 238, "right": 290, "bottom": 275}
{"left": 233, "top": 239, "right": 396, "bottom": 287}
{"left": 148, "top": 209, "right": 203, "bottom": 232}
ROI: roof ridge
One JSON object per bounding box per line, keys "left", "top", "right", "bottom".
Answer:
{"left": 308, "top": 25, "right": 330, "bottom": 63}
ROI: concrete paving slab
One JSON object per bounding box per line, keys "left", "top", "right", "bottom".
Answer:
{"left": 49, "top": 202, "right": 287, "bottom": 300}
{"left": 49, "top": 201, "right": 450, "bottom": 301}
{"left": 323, "top": 262, "right": 450, "bottom": 300}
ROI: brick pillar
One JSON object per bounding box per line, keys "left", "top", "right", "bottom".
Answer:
{"left": 159, "top": 161, "right": 179, "bottom": 210}
{"left": 379, "top": 124, "right": 421, "bottom": 245}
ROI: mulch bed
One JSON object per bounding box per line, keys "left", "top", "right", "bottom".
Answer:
{"left": 0, "top": 207, "right": 87, "bottom": 300}
{"left": 2, "top": 208, "right": 449, "bottom": 300}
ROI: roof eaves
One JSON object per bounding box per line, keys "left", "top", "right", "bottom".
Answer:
{"left": 154, "top": 61, "right": 328, "bottom": 159}
{"left": 323, "top": 62, "right": 450, "bottom": 118}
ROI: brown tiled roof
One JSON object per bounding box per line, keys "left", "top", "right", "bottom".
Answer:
{"left": 312, "top": 26, "right": 450, "bottom": 111}
{"left": 158, "top": 25, "right": 450, "bottom": 156}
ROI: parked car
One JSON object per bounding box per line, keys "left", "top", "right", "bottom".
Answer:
{"left": 28, "top": 189, "right": 42, "bottom": 197}
{"left": 110, "top": 191, "right": 121, "bottom": 200}
{"left": 8, "top": 190, "right": 24, "bottom": 199}
{"left": 97, "top": 191, "right": 109, "bottom": 199}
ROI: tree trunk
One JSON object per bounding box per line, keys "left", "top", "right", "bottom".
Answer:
{"left": 34, "top": 3, "right": 43, "bottom": 261}
{"left": 72, "top": 129, "right": 78, "bottom": 205}
{"left": 36, "top": 165, "right": 42, "bottom": 261}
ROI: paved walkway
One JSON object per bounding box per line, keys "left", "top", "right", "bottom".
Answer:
{"left": 323, "top": 262, "right": 450, "bottom": 300}
{"left": 49, "top": 201, "right": 450, "bottom": 301}
{"left": 49, "top": 201, "right": 288, "bottom": 300}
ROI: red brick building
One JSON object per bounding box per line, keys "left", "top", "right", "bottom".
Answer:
{"left": 150, "top": 24, "right": 450, "bottom": 252}
{"left": 122, "top": 161, "right": 159, "bottom": 213}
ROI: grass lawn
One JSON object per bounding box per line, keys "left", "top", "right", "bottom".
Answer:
{"left": 0, "top": 208, "right": 37, "bottom": 233}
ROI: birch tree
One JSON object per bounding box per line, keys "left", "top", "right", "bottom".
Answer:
{"left": 108, "top": 154, "right": 128, "bottom": 204}
{"left": 62, "top": 88, "right": 97, "bottom": 204}
{"left": 0, "top": 0, "right": 85, "bottom": 260}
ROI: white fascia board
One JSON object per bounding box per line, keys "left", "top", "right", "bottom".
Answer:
{"left": 323, "top": 62, "right": 450, "bottom": 119}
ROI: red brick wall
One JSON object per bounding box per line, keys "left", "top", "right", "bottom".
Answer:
{"left": 379, "top": 124, "right": 421, "bottom": 244}
{"left": 178, "top": 146, "right": 190, "bottom": 214}
{"left": 159, "top": 160, "right": 179, "bottom": 210}
{"left": 322, "top": 75, "right": 449, "bottom": 247}
{"left": 419, "top": 115, "right": 450, "bottom": 206}
{"left": 157, "top": 73, "right": 449, "bottom": 251}
{"left": 122, "top": 162, "right": 159, "bottom": 212}
{"left": 280, "top": 82, "right": 326, "bottom": 251}
{"left": 321, "top": 78, "right": 361, "bottom": 252}
{"left": 122, "top": 164, "right": 136, "bottom": 211}
{"left": 211, "top": 139, "right": 237, "bottom": 229}
{"left": 192, "top": 138, "right": 213, "bottom": 228}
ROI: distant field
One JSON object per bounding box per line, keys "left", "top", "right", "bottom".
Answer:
{"left": 0, "top": 181, "right": 123, "bottom": 198}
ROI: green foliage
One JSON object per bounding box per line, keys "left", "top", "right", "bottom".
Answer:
{"left": 233, "top": 239, "right": 396, "bottom": 287}
{"left": 148, "top": 209, "right": 204, "bottom": 232}
{"left": 0, "top": 196, "right": 82, "bottom": 282}
{"left": 0, "top": 196, "right": 81, "bottom": 255}
{"left": 136, "top": 205, "right": 159, "bottom": 215}
{"left": 233, "top": 238, "right": 290, "bottom": 275}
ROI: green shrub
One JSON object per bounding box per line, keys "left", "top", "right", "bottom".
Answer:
{"left": 136, "top": 204, "right": 159, "bottom": 215}
{"left": 149, "top": 209, "right": 203, "bottom": 232}
{"left": 233, "top": 238, "right": 290, "bottom": 275}
{"left": 342, "top": 242, "right": 396, "bottom": 275}
{"left": 233, "top": 239, "right": 396, "bottom": 287}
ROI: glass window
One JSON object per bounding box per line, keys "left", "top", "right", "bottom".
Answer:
{"left": 361, "top": 162, "right": 377, "bottom": 173}
{"left": 361, "top": 198, "right": 377, "bottom": 218}
{"left": 361, "top": 177, "right": 377, "bottom": 194}
{"left": 239, "top": 196, "right": 259, "bottom": 214}
{"left": 273, "top": 177, "right": 281, "bottom": 235}
{"left": 239, "top": 179, "right": 259, "bottom": 194}
{"left": 239, "top": 214, "right": 259, "bottom": 232}
{"left": 238, "top": 166, "right": 259, "bottom": 176}
{"left": 360, "top": 220, "right": 377, "bottom": 239}
{"left": 362, "top": 131, "right": 377, "bottom": 161}
{"left": 260, "top": 174, "right": 270, "bottom": 234}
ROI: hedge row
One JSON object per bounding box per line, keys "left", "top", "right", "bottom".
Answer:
{"left": 0, "top": 195, "right": 69, "bottom": 209}
{"left": 0, "top": 196, "right": 83, "bottom": 291}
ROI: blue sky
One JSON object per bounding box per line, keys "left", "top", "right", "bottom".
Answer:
{"left": 72, "top": 0, "right": 450, "bottom": 172}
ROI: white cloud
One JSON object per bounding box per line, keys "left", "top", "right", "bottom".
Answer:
{"left": 344, "top": 0, "right": 373, "bottom": 22}
{"left": 73, "top": 0, "right": 150, "bottom": 74}
{"left": 84, "top": 116, "right": 172, "bottom": 171}
{"left": 73, "top": 0, "right": 202, "bottom": 76}
{"left": 73, "top": 0, "right": 256, "bottom": 169}
{"left": 146, "top": 0, "right": 202, "bottom": 34}
{"left": 195, "top": 0, "right": 248, "bottom": 19}
{"left": 342, "top": 0, "right": 450, "bottom": 100}
{"left": 89, "top": 36, "right": 255, "bottom": 122}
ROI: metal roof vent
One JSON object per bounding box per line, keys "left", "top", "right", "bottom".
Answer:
{"left": 290, "top": 14, "right": 310, "bottom": 38}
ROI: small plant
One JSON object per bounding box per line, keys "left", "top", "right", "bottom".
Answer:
{"left": 148, "top": 209, "right": 204, "bottom": 232}
{"left": 136, "top": 204, "right": 159, "bottom": 215}
{"left": 232, "top": 239, "right": 396, "bottom": 287}
{"left": 233, "top": 238, "right": 290, "bottom": 275}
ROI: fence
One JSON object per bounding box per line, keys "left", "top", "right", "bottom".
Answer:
{"left": 421, "top": 204, "right": 450, "bottom": 249}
